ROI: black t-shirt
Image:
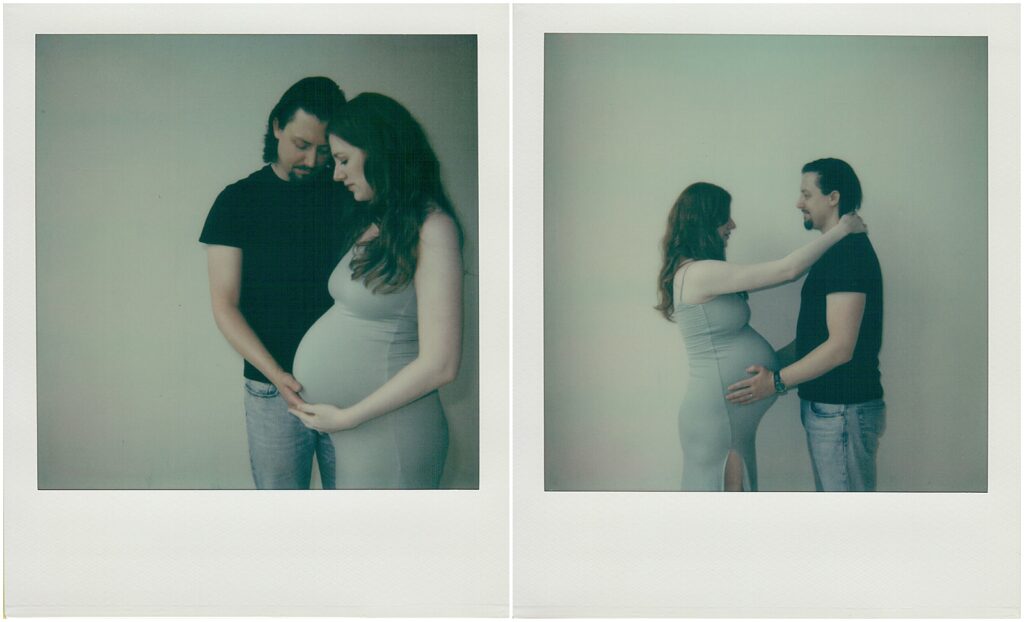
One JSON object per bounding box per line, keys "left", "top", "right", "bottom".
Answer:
{"left": 199, "top": 166, "right": 352, "bottom": 383}
{"left": 796, "top": 233, "right": 884, "bottom": 404}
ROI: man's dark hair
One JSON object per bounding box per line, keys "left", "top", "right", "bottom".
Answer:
{"left": 802, "top": 157, "right": 863, "bottom": 216}
{"left": 262, "top": 77, "right": 346, "bottom": 163}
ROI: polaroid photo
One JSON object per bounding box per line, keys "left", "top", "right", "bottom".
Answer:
{"left": 513, "top": 3, "right": 1019, "bottom": 617}
{"left": 4, "top": 3, "right": 509, "bottom": 616}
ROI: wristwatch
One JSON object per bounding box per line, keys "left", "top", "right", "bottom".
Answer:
{"left": 773, "top": 370, "right": 788, "bottom": 394}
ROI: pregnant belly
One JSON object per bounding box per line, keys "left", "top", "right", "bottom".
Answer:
{"left": 292, "top": 312, "right": 414, "bottom": 407}
{"left": 712, "top": 326, "right": 779, "bottom": 388}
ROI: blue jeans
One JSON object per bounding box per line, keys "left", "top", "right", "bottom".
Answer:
{"left": 243, "top": 379, "right": 336, "bottom": 489}
{"left": 800, "top": 398, "right": 886, "bottom": 492}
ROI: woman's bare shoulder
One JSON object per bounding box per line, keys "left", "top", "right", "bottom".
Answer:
{"left": 675, "top": 259, "right": 727, "bottom": 304}
{"left": 674, "top": 259, "right": 725, "bottom": 282}
{"left": 419, "top": 210, "right": 460, "bottom": 247}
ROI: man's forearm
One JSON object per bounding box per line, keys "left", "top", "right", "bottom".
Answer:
{"left": 779, "top": 338, "right": 853, "bottom": 389}
{"left": 211, "top": 303, "right": 284, "bottom": 382}
{"left": 775, "top": 340, "right": 797, "bottom": 368}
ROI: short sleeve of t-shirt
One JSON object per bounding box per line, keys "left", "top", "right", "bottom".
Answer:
{"left": 199, "top": 185, "right": 247, "bottom": 248}
{"left": 819, "top": 235, "right": 872, "bottom": 296}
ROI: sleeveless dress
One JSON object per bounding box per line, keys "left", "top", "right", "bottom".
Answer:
{"left": 292, "top": 245, "right": 449, "bottom": 489}
{"left": 674, "top": 267, "right": 779, "bottom": 491}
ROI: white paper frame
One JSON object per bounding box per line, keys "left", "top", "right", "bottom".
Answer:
{"left": 512, "top": 4, "right": 1020, "bottom": 618}
{"left": 3, "top": 4, "right": 509, "bottom": 617}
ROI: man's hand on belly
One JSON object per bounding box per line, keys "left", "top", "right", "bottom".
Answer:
{"left": 725, "top": 365, "right": 775, "bottom": 405}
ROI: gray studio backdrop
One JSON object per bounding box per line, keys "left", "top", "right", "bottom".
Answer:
{"left": 544, "top": 35, "right": 987, "bottom": 492}
{"left": 36, "top": 35, "right": 479, "bottom": 489}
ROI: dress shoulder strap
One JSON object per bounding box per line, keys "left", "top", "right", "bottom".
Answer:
{"left": 677, "top": 259, "right": 696, "bottom": 279}
{"left": 674, "top": 260, "right": 697, "bottom": 306}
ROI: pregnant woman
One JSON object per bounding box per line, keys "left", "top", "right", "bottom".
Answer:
{"left": 289, "top": 93, "right": 463, "bottom": 489}
{"left": 656, "top": 182, "right": 864, "bottom": 491}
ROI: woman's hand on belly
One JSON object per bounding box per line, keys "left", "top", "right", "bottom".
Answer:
{"left": 288, "top": 403, "right": 366, "bottom": 433}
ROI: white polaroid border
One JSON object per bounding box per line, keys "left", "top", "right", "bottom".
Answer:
{"left": 3, "top": 4, "right": 509, "bottom": 617}
{"left": 512, "top": 4, "right": 1020, "bottom": 618}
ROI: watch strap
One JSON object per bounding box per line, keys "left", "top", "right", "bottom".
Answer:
{"left": 773, "top": 370, "right": 788, "bottom": 394}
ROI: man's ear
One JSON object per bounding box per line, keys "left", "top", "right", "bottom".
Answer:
{"left": 272, "top": 118, "right": 282, "bottom": 139}
{"left": 828, "top": 190, "right": 841, "bottom": 208}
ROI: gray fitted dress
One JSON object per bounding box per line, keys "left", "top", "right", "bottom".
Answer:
{"left": 674, "top": 269, "right": 778, "bottom": 491}
{"left": 292, "top": 246, "right": 449, "bottom": 489}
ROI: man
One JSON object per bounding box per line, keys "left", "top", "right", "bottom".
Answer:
{"left": 726, "top": 158, "right": 885, "bottom": 491}
{"left": 200, "top": 77, "right": 349, "bottom": 489}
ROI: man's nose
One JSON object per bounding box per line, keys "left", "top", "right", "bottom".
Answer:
{"left": 304, "top": 150, "right": 317, "bottom": 168}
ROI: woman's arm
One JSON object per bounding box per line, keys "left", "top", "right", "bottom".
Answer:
{"left": 290, "top": 212, "right": 463, "bottom": 432}
{"left": 206, "top": 245, "right": 304, "bottom": 406}
{"left": 681, "top": 213, "right": 864, "bottom": 304}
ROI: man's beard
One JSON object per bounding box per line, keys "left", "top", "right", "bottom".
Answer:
{"left": 803, "top": 218, "right": 814, "bottom": 231}
{"left": 289, "top": 167, "right": 317, "bottom": 183}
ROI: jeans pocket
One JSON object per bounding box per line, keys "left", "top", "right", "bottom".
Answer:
{"left": 809, "top": 401, "right": 845, "bottom": 417}
{"left": 244, "top": 379, "right": 280, "bottom": 398}
{"left": 854, "top": 400, "right": 887, "bottom": 438}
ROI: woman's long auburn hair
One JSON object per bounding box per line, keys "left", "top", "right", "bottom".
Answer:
{"left": 655, "top": 182, "right": 731, "bottom": 321}
{"left": 328, "top": 93, "right": 463, "bottom": 293}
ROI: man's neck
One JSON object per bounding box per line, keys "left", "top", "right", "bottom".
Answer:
{"left": 819, "top": 214, "right": 841, "bottom": 234}
{"left": 270, "top": 162, "right": 289, "bottom": 182}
